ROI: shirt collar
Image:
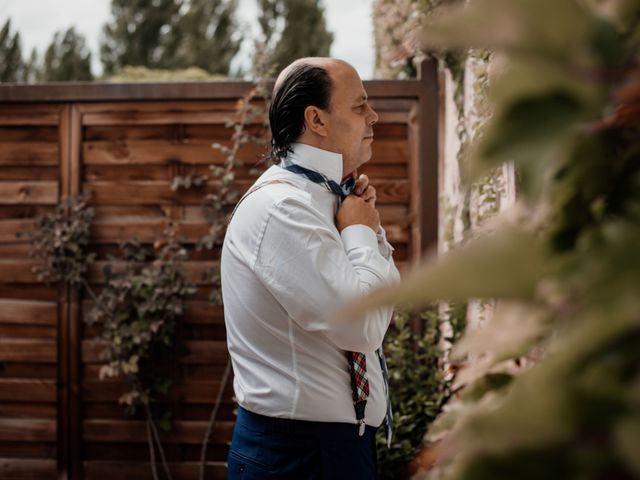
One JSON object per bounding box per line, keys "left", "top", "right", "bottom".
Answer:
{"left": 285, "top": 143, "right": 344, "bottom": 185}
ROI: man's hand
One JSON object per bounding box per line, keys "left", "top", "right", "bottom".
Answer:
{"left": 352, "top": 174, "right": 376, "bottom": 203}
{"left": 337, "top": 173, "right": 380, "bottom": 232}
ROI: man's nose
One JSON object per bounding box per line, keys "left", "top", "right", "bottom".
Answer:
{"left": 367, "top": 103, "right": 379, "bottom": 126}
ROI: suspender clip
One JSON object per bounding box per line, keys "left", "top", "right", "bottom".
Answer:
{"left": 358, "top": 418, "right": 366, "bottom": 436}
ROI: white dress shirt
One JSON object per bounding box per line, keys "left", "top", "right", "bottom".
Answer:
{"left": 221, "top": 142, "right": 400, "bottom": 427}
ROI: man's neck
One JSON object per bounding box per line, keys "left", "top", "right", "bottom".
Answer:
{"left": 286, "top": 143, "right": 344, "bottom": 184}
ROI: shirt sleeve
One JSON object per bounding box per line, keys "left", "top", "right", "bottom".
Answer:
{"left": 252, "top": 196, "right": 400, "bottom": 353}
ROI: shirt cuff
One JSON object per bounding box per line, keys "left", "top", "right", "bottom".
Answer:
{"left": 376, "top": 226, "right": 394, "bottom": 259}
{"left": 340, "top": 224, "right": 379, "bottom": 252}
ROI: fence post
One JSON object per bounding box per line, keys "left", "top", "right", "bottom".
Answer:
{"left": 417, "top": 57, "right": 439, "bottom": 256}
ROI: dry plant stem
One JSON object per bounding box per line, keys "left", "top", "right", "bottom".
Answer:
{"left": 199, "top": 359, "right": 232, "bottom": 480}
{"left": 80, "top": 278, "right": 109, "bottom": 318}
{"left": 145, "top": 401, "right": 173, "bottom": 480}
{"left": 146, "top": 408, "right": 160, "bottom": 480}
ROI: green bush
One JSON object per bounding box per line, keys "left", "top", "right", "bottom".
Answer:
{"left": 377, "top": 304, "right": 466, "bottom": 479}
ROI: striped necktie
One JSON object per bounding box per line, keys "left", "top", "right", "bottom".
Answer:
{"left": 281, "top": 161, "right": 393, "bottom": 445}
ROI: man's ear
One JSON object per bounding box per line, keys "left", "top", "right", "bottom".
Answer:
{"left": 303, "top": 106, "right": 328, "bottom": 137}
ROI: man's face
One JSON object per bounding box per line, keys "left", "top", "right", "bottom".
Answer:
{"left": 323, "top": 64, "right": 379, "bottom": 178}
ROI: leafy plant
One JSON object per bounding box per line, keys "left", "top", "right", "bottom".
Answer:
{"left": 347, "top": 0, "right": 640, "bottom": 478}
{"left": 27, "top": 200, "right": 195, "bottom": 480}
{"left": 86, "top": 227, "right": 195, "bottom": 480}
{"left": 377, "top": 304, "right": 466, "bottom": 479}
{"left": 87, "top": 229, "right": 195, "bottom": 418}
{"left": 25, "top": 193, "right": 95, "bottom": 285}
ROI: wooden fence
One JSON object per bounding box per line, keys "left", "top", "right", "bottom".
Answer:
{"left": 0, "top": 60, "right": 439, "bottom": 479}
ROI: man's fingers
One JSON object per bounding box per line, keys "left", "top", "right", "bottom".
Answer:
{"left": 353, "top": 174, "right": 369, "bottom": 196}
{"left": 361, "top": 185, "right": 376, "bottom": 202}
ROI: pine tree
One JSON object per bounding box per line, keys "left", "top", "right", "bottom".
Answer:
{"left": 0, "top": 19, "right": 25, "bottom": 82}
{"left": 257, "top": 0, "right": 284, "bottom": 50}
{"left": 100, "top": 0, "right": 182, "bottom": 75}
{"left": 269, "top": 0, "right": 334, "bottom": 71}
{"left": 23, "top": 47, "right": 41, "bottom": 83}
{"left": 42, "top": 27, "right": 93, "bottom": 81}
{"left": 160, "top": 0, "right": 242, "bottom": 75}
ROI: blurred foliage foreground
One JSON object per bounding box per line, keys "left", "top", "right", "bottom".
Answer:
{"left": 344, "top": 0, "right": 640, "bottom": 478}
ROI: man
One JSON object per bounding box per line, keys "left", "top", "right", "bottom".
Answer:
{"left": 221, "top": 57, "right": 400, "bottom": 479}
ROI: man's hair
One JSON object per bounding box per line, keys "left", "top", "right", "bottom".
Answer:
{"left": 269, "top": 64, "right": 332, "bottom": 160}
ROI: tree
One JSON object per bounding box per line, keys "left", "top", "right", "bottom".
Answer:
{"left": 23, "top": 47, "right": 41, "bottom": 83}
{"left": 42, "top": 27, "right": 93, "bottom": 81}
{"left": 0, "top": 19, "right": 25, "bottom": 82}
{"left": 100, "top": 0, "right": 182, "bottom": 75}
{"left": 160, "top": 0, "right": 242, "bottom": 75}
{"left": 267, "top": 0, "right": 334, "bottom": 71}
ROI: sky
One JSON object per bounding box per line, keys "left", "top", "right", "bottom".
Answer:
{"left": 0, "top": 0, "right": 376, "bottom": 79}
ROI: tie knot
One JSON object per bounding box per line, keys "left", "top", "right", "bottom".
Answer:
{"left": 282, "top": 163, "right": 353, "bottom": 200}
{"left": 327, "top": 179, "right": 348, "bottom": 199}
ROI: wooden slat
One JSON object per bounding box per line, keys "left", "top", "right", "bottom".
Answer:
{"left": 0, "top": 340, "right": 56, "bottom": 362}
{"left": 0, "top": 419, "right": 56, "bottom": 442}
{"left": 81, "top": 363, "right": 228, "bottom": 381}
{"left": 89, "top": 219, "right": 208, "bottom": 243}
{"left": 0, "top": 404, "right": 57, "bottom": 419}
{"left": 369, "top": 98, "right": 416, "bottom": 111}
{"left": 84, "top": 179, "right": 407, "bottom": 205}
{"left": 0, "top": 126, "right": 59, "bottom": 142}
{"left": 371, "top": 139, "right": 409, "bottom": 164}
{"left": 374, "top": 111, "right": 410, "bottom": 124}
{"left": 82, "top": 111, "right": 238, "bottom": 126}
{"left": 1, "top": 79, "right": 422, "bottom": 103}
{"left": 81, "top": 300, "right": 223, "bottom": 325}
{"left": 0, "top": 324, "right": 56, "bottom": 339}
{"left": 81, "top": 340, "right": 227, "bottom": 365}
{"left": 91, "top": 205, "right": 169, "bottom": 221}
{"left": 0, "top": 205, "right": 54, "bottom": 219}
{"left": 82, "top": 419, "right": 233, "bottom": 444}
{"left": 0, "top": 458, "right": 56, "bottom": 479}
{"left": 0, "top": 219, "right": 34, "bottom": 243}
{"left": 0, "top": 143, "right": 58, "bottom": 167}
{"left": 82, "top": 381, "right": 223, "bottom": 403}
{"left": 82, "top": 401, "right": 235, "bottom": 422}
{"left": 87, "top": 261, "right": 217, "bottom": 284}
{"left": 0, "top": 113, "right": 59, "bottom": 126}
{"left": 82, "top": 461, "right": 226, "bottom": 480}
{"left": 0, "top": 166, "right": 59, "bottom": 181}
{"left": 0, "top": 363, "right": 56, "bottom": 379}
{"left": 82, "top": 139, "right": 405, "bottom": 166}
{"left": 0, "top": 300, "right": 57, "bottom": 326}
{"left": 82, "top": 162, "right": 406, "bottom": 182}
{"left": 77, "top": 100, "right": 240, "bottom": 113}
{"left": 0, "top": 378, "right": 56, "bottom": 403}
{"left": 82, "top": 140, "right": 262, "bottom": 166}
{"left": 0, "top": 182, "right": 58, "bottom": 205}
{"left": 0, "top": 244, "right": 30, "bottom": 257}
{"left": 0, "top": 442, "right": 57, "bottom": 459}
{"left": 83, "top": 442, "right": 229, "bottom": 461}
{"left": 0, "top": 285, "right": 58, "bottom": 302}
{"left": 0, "top": 260, "right": 41, "bottom": 283}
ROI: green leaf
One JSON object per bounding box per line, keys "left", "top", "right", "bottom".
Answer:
{"left": 339, "top": 229, "right": 555, "bottom": 317}
{"left": 453, "top": 300, "right": 549, "bottom": 362}
{"left": 614, "top": 415, "right": 640, "bottom": 476}
{"left": 419, "top": 0, "right": 594, "bottom": 62}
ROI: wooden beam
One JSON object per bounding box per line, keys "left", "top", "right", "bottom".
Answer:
{"left": 0, "top": 79, "right": 422, "bottom": 103}
{"left": 417, "top": 58, "right": 440, "bottom": 254}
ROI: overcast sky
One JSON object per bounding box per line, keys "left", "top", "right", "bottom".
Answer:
{"left": 0, "top": 0, "right": 376, "bottom": 78}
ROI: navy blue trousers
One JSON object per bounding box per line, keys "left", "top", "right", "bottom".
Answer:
{"left": 227, "top": 407, "right": 378, "bottom": 479}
